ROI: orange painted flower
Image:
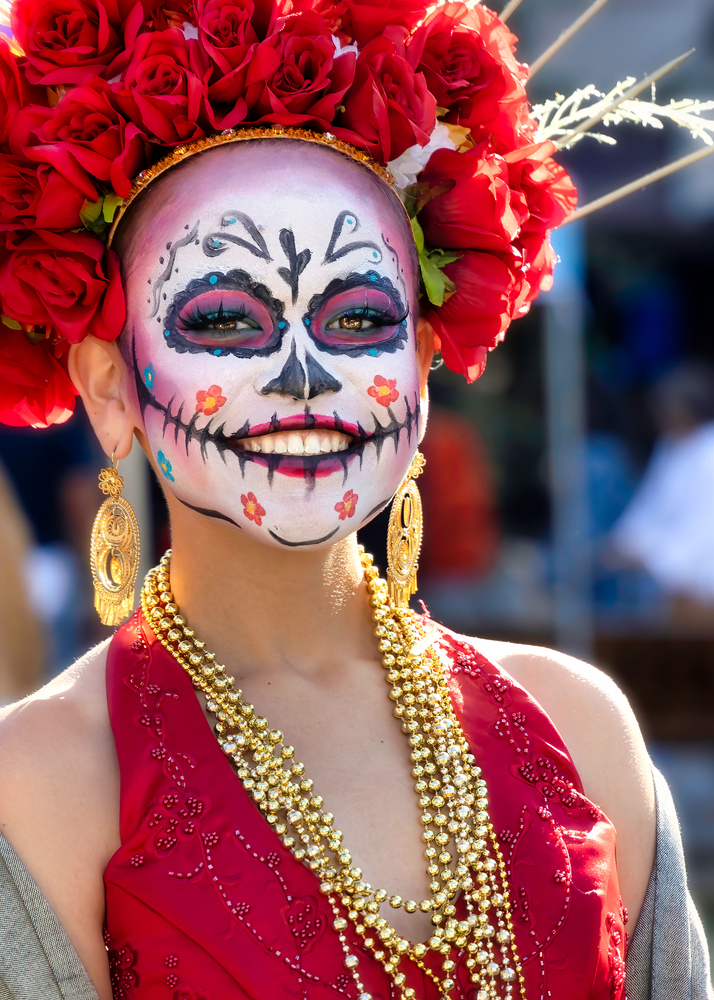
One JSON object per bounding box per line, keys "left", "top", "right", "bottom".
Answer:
{"left": 195, "top": 384, "right": 226, "bottom": 416}
{"left": 367, "top": 374, "right": 399, "bottom": 407}
{"left": 241, "top": 492, "right": 265, "bottom": 527}
{"left": 335, "top": 489, "right": 358, "bottom": 521}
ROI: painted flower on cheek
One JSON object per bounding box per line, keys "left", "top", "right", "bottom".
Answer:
{"left": 143, "top": 363, "right": 155, "bottom": 391}
{"left": 241, "top": 491, "right": 265, "bottom": 526}
{"left": 195, "top": 384, "right": 226, "bottom": 415}
{"left": 157, "top": 450, "right": 175, "bottom": 481}
{"left": 367, "top": 374, "right": 399, "bottom": 407}
{"left": 335, "top": 489, "right": 358, "bottom": 520}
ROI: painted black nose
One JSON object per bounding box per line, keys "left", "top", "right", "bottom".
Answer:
{"left": 260, "top": 340, "right": 342, "bottom": 400}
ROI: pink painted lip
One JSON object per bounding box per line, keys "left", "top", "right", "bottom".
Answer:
{"left": 246, "top": 453, "right": 351, "bottom": 478}
{"left": 244, "top": 414, "right": 364, "bottom": 439}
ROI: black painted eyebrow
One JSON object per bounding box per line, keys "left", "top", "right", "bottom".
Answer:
{"left": 323, "top": 210, "right": 383, "bottom": 265}
{"left": 203, "top": 211, "right": 272, "bottom": 261}
{"left": 151, "top": 220, "right": 200, "bottom": 318}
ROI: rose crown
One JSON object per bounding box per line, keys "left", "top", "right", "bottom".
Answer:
{"left": 0, "top": 0, "right": 577, "bottom": 428}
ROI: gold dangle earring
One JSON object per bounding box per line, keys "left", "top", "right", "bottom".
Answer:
{"left": 386, "top": 451, "right": 426, "bottom": 608}
{"left": 90, "top": 454, "right": 140, "bottom": 626}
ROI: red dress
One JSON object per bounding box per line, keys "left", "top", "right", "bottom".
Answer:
{"left": 104, "top": 610, "right": 628, "bottom": 1000}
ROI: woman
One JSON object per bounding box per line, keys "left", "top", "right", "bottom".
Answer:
{"left": 0, "top": 1, "right": 710, "bottom": 998}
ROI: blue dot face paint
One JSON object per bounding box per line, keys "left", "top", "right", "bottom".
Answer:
{"left": 209, "top": 274, "right": 218, "bottom": 284}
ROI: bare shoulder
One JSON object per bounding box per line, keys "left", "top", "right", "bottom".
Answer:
{"left": 0, "top": 638, "right": 115, "bottom": 797}
{"left": 0, "top": 639, "right": 119, "bottom": 999}
{"left": 473, "top": 636, "right": 655, "bottom": 926}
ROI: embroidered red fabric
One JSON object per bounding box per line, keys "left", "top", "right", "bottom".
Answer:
{"left": 104, "top": 611, "right": 627, "bottom": 1000}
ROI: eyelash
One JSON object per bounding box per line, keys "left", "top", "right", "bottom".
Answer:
{"left": 179, "top": 302, "right": 261, "bottom": 333}
{"left": 330, "top": 306, "right": 408, "bottom": 326}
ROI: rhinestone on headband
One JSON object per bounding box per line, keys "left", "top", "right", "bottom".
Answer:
{"left": 106, "top": 126, "right": 396, "bottom": 246}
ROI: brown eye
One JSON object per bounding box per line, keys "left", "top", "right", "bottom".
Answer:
{"left": 339, "top": 315, "right": 364, "bottom": 331}
{"left": 209, "top": 320, "right": 238, "bottom": 331}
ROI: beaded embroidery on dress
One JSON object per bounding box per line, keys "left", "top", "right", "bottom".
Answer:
{"left": 104, "top": 609, "right": 626, "bottom": 1000}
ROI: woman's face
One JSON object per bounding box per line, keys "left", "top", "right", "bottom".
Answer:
{"left": 121, "top": 140, "right": 426, "bottom": 549}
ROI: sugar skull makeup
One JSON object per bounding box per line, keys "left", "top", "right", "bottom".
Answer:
{"left": 118, "top": 140, "right": 423, "bottom": 548}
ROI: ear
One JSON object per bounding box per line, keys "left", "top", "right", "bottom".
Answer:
{"left": 68, "top": 336, "right": 137, "bottom": 460}
{"left": 416, "top": 315, "right": 435, "bottom": 396}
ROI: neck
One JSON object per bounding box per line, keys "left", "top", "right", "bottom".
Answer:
{"left": 166, "top": 500, "right": 376, "bottom": 678}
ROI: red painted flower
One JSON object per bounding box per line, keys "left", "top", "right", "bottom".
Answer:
{"left": 367, "top": 374, "right": 399, "bottom": 407}
{"left": 241, "top": 491, "right": 265, "bottom": 526}
{"left": 335, "top": 489, "right": 358, "bottom": 520}
{"left": 195, "top": 384, "right": 226, "bottom": 415}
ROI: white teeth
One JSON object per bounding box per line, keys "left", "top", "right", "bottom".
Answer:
{"left": 287, "top": 432, "right": 303, "bottom": 455}
{"left": 237, "top": 428, "right": 353, "bottom": 456}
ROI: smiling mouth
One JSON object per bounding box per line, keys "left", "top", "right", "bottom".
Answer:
{"left": 132, "top": 342, "right": 419, "bottom": 485}
{"left": 237, "top": 428, "right": 352, "bottom": 455}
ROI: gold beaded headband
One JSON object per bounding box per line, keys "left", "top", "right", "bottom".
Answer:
{"left": 106, "top": 126, "right": 396, "bottom": 247}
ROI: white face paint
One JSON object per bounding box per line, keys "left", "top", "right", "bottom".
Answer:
{"left": 120, "top": 140, "right": 422, "bottom": 549}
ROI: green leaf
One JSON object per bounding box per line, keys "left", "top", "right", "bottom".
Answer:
{"left": 410, "top": 215, "right": 425, "bottom": 253}
{"left": 80, "top": 197, "right": 103, "bottom": 229}
{"left": 1, "top": 314, "right": 21, "bottom": 330}
{"left": 102, "top": 193, "right": 123, "bottom": 223}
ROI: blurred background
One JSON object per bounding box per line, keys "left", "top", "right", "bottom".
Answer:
{"left": 1, "top": 0, "right": 713, "bottom": 956}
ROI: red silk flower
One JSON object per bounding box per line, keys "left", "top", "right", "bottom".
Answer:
{"left": 406, "top": 4, "right": 506, "bottom": 128}
{"left": 419, "top": 144, "right": 520, "bottom": 254}
{"left": 20, "top": 83, "right": 147, "bottom": 201}
{"left": 0, "top": 230, "right": 125, "bottom": 344}
{"left": 335, "top": 29, "right": 436, "bottom": 162}
{"left": 195, "top": 0, "right": 260, "bottom": 125}
{"left": 424, "top": 250, "right": 521, "bottom": 382}
{"left": 307, "top": 0, "right": 425, "bottom": 49}
{"left": 248, "top": 11, "right": 356, "bottom": 128}
{"left": 11, "top": 0, "right": 146, "bottom": 86}
{"left": 0, "top": 38, "right": 26, "bottom": 149}
{"left": 0, "top": 327, "right": 76, "bottom": 427}
{"left": 113, "top": 27, "right": 211, "bottom": 145}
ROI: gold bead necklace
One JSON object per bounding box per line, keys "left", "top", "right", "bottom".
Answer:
{"left": 141, "top": 548, "right": 526, "bottom": 1000}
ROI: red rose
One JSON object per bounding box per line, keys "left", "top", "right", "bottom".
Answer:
{"left": 423, "top": 250, "right": 521, "bottom": 382}
{"left": 443, "top": 3, "right": 531, "bottom": 152}
{"left": 334, "top": 30, "right": 436, "bottom": 163}
{"left": 147, "top": 0, "right": 194, "bottom": 30}
{"left": 113, "top": 28, "right": 210, "bottom": 145}
{"left": 247, "top": 12, "right": 356, "bottom": 128}
{"left": 0, "top": 327, "right": 76, "bottom": 427}
{"left": 516, "top": 229, "right": 557, "bottom": 307}
{"left": 0, "top": 153, "right": 88, "bottom": 231}
{"left": 195, "top": 0, "right": 260, "bottom": 127}
{"left": 0, "top": 38, "right": 25, "bottom": 149}
{"left": 0, "top": 230, "right": 125, "bottom": 344}
{"left": 309, "top": 0, "right": 424, "bottom": 48}
{"left": 419, "top": 144, "right": 519, "bottom": 253}
{"left": 407, "top": 4, "right": 505, "bottom": 125}
{"left": 11, "top": 0, "right": 145, "bottom": 86}
{"left": 23, "top": 82, "right": 146, "bottom": 199}
{"left": 504, "top": 141, "right": 577, "bottom": 234}
{"left": 0, "top": 155, "right": 41, "bottom": 230}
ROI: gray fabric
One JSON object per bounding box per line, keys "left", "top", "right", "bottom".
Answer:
{"left": 0, "top": 766, "right": 711, "bottom": 998}
{"left": 626, "top": 766, "right": 713, "bottom": 1000}
{"left": 0, "top": 835, "right": 99, "bottom": 1000}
